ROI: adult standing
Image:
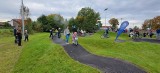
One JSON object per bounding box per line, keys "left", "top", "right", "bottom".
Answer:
{"left": 156, "top": 29, "right": 160, "bottom": 40}
{"left": 64, "top": 26, "right": 70, "bottom": 44}
{"left": 17, "top": 29, "right": 22, "bottom": 46}
{"left": 24, "top": 29, "right": 29, "bottom": 41}
{"left": 149, "top": 30, "right": 153, "bottom": 38}
{"left": 49, "top": 28, "right": 53, "bottom": 38}
{"left": 13, "top": 27, "right": 17, "bottom": 43}
{"left": 58, "top": 28, "right": 61, "bottom": 38}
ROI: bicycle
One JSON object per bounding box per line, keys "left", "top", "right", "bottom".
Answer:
{"left": 100, "top": 33, "right": 109, "bottom": 39}
{"left": 132, "top": 33, "right": 142, "bottom": 40}
{"left": 73, "top": 37, "right": 78, "bottom": 46}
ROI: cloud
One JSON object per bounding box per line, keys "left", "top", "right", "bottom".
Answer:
{"left": 0, "top": 0, "right": 160, "bottom": 28}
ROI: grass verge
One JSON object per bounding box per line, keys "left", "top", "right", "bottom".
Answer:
{"left": 78, "top": 31, "right": 160, "bottom": 73}
{"left": 0, "top": 36, "right": 23, "bottom": 73}
{"left": 13, "top": 33, "right": 99, "bottom": 73}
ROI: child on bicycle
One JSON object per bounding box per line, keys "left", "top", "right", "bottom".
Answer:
{"left": 104, "top": 28, "right": 109, "bottom": 37}
{"left": 72, "top": 32, "right": 78, "bottom": 45}
{"left": 129, "top": 31, "right": 134, "bottom": 38}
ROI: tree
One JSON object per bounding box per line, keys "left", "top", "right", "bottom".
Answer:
{"left": 142, "top": 19, "right": 150, "bottom": 30}
{"left": 25, "top": 18, "right": 34, "bottom": 34}
{"left": 47, "top": 14, "right": 64, "bottom": 29}
{"left": 32, "top": 21, "right": 43, "bottom": 32}
{"left": 142, "top": 16, "right": 160, "bottom": 30}
{"left": 109, "top": 18, "right": 119, "bottom": 31}
{"left": 75, "top": 16, "right": 84, "bottom": 31}
{"left": 76, "top": 7, "right": 100, "bottom": 33}
{"left": 4, "top": 22, "right": 11, "bottom": 28}
{"left": 37, "top": 14, "right": 48, "bottom": 32}
{"left": 68, "top": 17, "right": 77, "bottom": 32}
{"left": 37, "top": 14, "right": 65, "bottom": 32}
{"left": 20, "top": 6, "right": 30, "bottom": 20}
{"left": 133, "top": 26, "right": 139, "bottom": 31}
{"left": 96, "top": 20, "right": 102, "bottom": 30}
{"left": 152, "top": 16, "right": 160, "bottom": 30}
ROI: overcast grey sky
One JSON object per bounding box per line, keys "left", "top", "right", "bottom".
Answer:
{"left": 0, "top": 0, "right": 160, "bottom": 28}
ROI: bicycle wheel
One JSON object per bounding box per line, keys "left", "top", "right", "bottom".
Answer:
{"left": 106, "top": 34, "right": 109, "bottom": 38}
{"left": 75, "top": 40, "right": 78, "bottom": 46}
{"left": 139, "top": 34, "right": 142, "bottom": 39}
{"left": 51, "top": 35, "right": 53, "bottom": 39}
{"left": 100, "top": 35, "right": 104, "bottom": 39}
{"left": 132, "top": 35, "right": 136, "bottom": 40}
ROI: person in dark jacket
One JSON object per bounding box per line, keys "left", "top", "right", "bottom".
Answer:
{"left": 149, "top": 31, "right": 154, "bottom": 38}
{"left": 24, "top": 29, "right": 29, "bottom": 41}
{"left": 13, "top": 27, "right": 17, "bottom": 43}
{"left": 17, "top": 29, "right": 22, "bottom": 46}
{"left": 143, "top": 32, "right": 147, "bottom": 37}
{"left": 49, "top": 28, "right": 53, "bottom": 39}
{"left": 58, "top": 28, "right": 61, "bottom": 38}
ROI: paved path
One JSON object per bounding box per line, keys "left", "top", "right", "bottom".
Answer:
{"left": 133, "top": 38, "right": 160, "bottom": 44}
{"left": 52, "top": 37, "right": 147, "bottom": 73}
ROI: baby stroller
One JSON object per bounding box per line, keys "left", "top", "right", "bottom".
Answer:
{"left": 72, "top": 32, "right": 78, "bottom": 46}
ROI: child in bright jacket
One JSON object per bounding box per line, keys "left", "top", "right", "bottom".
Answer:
{"left": 72, "top": 32, "right": 78, "bottom": 44}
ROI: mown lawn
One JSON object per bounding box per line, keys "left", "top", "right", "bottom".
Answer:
{"left": 78, "top": 31, "right": 160, "bottom": 73}
{"left": 0, "top": 29, "right": 13, "bottom": 38}
{"left": 12, "top": 33, "right": 99, "bottom": 73}
{"left": 0, "top": 36, "right": 22, "bottom": 73}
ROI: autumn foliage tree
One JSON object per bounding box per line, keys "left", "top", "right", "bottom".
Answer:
{"left": 142, "top": 16, "right": 160, "bottom": 30}
{"left": 109, "top": 18, "right": 119, "bottom": 31}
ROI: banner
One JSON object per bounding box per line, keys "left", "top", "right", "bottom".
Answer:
{"left": 115, "top": 21, "right": 129, "bottom": 41}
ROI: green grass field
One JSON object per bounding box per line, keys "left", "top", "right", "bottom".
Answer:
{"left": 0, "top": 36, "right": 23, "bottom": 73}
{"left": 0, "top": 33, "right": 99, "bottom": 73}
{"left": 78, "top": 31, "right": 160, "bottom": 73}
{"left": 1, "top": 30, "right": 160, "bottom": 73}
{"left": 0, "top": 29, "right": 13, "bottom": 38}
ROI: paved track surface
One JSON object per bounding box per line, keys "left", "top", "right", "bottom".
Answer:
{"left": 52, "top": 37, "right": 147, "bottom": 73}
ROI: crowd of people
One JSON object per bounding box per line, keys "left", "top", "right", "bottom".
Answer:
{"left": 49, "top": 26, "right": 78, "bottom": 45}
{"left": 129, "top": 29, "right": 155, "bottom": 38}
{"left": 49, "top": 27, "right": 62, "bottom": 39}
{"left": 13, "top": 26, "right": 159, "bottom": 46}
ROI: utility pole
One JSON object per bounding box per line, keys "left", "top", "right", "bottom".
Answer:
{"left": 21, "top": 0, "right": 25, "bottom": 39}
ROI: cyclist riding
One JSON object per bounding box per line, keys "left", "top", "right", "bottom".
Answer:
{"left": 105, "top": 28, "right": 109, "bottom": 35}
{"left": 101, "top": 28, "right": 109, "bottom": 38}
{"left": 131, "top": 30, "right": 142, "bottom": 39}
{"left": 135, "top": 30, "right": 140, "bottom": 38}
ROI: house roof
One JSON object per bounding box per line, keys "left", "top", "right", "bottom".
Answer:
{"left": 12, "top": 19, "right": 27, "bottom": 26}
{"left": 0, "top": 22, "right": 5, "bottom": 26}
{"left": 101, "top": 26, "right": 112, "bottom": 28}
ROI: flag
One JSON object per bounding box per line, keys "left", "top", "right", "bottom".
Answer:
{"left": 115, "top": 21, "right": 129, "bottom": 41}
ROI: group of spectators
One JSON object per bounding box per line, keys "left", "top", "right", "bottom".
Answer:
{"left": 13, "top": 27, "right": 29, "bottom": 46}
{"left": 129, "top": 29, "right": 154, "bottom": 38}
{"left": 49, "top": 28, "right": 61, "bottom": 39}
{"left": 50, "top": 26, "right": 78, "bottom": 44}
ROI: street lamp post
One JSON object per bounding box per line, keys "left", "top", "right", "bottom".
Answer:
{"left": 150, "top": 20, "right": 152, "bottom": 30}
{"left": 104, "top": 8, "right": 108, "bottom": 27}
{"left": 121, "top": 18, "right": 123, "bottom": 24}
